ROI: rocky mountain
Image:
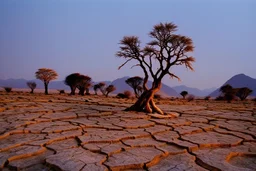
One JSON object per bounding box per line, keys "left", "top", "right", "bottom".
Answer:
{"left": 209, "top": 74, "right": 256, "bottom": 97}
{"left": 172, "top": 85, "right": 216, "bottom": 97}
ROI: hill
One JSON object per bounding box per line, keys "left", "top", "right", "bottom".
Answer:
{"left": 209, "top": 74, "right": 256, "bottom": 97}
{"left": 172, "top": 85, "right": 216, "bottom": 97}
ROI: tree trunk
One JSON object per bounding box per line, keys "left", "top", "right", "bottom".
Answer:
{"left": 79, "top": 88, "right": 85, "bottom": 96}
{"left": 85, "top": 88, "right": 90, "bottom": 95}
{"left": 44, "top": 82, "right": 48, "bottom": 95}
{"left": 30, "top": 88, "right": 34, "bottom": 94}
{"left": 70, "top": 86, "right": 76, "bottom": 95}
{"left": 105, "top": 92, "right": 109, "bottom": 97}
{"left": 133, "top": 87, "right": 138, "bottom": 98}
{"left": 125, "top": 87, "right": 164, "bottom": 114}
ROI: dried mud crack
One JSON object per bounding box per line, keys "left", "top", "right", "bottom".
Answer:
{"left": 0, "top": 92, "right": 255, "bottom": 171}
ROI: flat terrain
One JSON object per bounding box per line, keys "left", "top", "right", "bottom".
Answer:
{"left": 0, "top": 91, "right": 255, "bottom": 171}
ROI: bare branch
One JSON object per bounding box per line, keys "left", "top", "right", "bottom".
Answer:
{"left": 118, "top": 58, "right": 133, "bottom": 70}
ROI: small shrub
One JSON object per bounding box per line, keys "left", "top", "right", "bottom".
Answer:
{"left": 215, "top": 96, "right": 224, "bottom": 101}
{"left": 4, "top": 87, "right": 12, "bottom": 93}
{"left": 204, "top": 96, "right": 211, "bottom": 100}
{"left": 117, "top": 93, "right": 126, "bottom": 98}
{"left": 123, "top": 90, "right": 132, "bottom": 98}
{"left": 58, "top": 90, "right": 65, "bottom": 94}
{"left": 154, "top": 94, "right": 162, "bottom": 99}
{"left": 187, "top": 95, "right": 195, "bottom": 102}
{"left": 117, "top": 90, "right": 132, "bottom": 99}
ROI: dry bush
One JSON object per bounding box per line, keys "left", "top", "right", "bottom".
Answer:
{"left": 117, "top": 90, "right": 132, "bottom": 99}
{"left": 204, "top": 96, "right": 211, "bottom": 100}
{"left": 117, "top": 93, "right": 126, "bottom": 98}
{"left": 58, "top": 90, "right": 65, "bottom": 94}
{"left": 154, "top": 94, "right": 162, "bottom": 99}
{"left": 4, "top": 87, "right": 12, "bottom": 93}
{"left": 187, "top": 95, "right": 195, "bottom": 102}
{"left": 123, "top": 90, "right": 132, "bottom": 98}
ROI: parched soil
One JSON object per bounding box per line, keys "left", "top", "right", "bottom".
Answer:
{"left": 0, "top": 91, "right": 255, "bottom": 171}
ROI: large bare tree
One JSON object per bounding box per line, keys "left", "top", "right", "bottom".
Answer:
{"left": 35, "top": 68, "right": 58, "bottom": 95}
{"left": 117, "top": 22, "right": 195, "bottom": 114}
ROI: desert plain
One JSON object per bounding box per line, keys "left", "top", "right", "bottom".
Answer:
{"left": 0, "top": 90, "right": 255, "bottom": 171}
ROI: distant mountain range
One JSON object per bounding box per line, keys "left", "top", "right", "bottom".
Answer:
{"left": 1, "top": 74, "right": 255, "bottom": 97}
{"left": 209, "top": 74, "right": 256, "bottom": 97}
{"left": 0, "top": 78, "right": 70, "bottom": 90}
{"left": 110, "top": 76, "right": 179, "bottom": 97}
{"left": 172, "top": 85, "right": 216, "bottom": 97}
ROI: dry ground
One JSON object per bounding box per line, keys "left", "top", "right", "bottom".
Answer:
{"left": 0, "top": 90, "right": 255, "bottom": 171}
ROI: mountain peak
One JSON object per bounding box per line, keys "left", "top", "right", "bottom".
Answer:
{"left": 209, "top": 73, "right": 256, "bottom": 97}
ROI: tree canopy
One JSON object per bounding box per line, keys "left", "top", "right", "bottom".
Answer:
{"left": 35, "top": 68, "right": 58, "bottom": 95}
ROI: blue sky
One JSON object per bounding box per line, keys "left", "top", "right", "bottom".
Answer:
{"left": 0, "top": 0, "right": 255, "bottom": 89}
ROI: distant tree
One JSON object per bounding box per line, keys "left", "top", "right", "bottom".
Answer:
{"left": 93, "top": 84, "right": 100, "bottom": 95}
{"left": 236, "top": 87, "right": 253, "bottom": 101}
{"left": 105, "top": 85, "right": 116, "bottom": 97}
{"left": 93, "top": 82, "right": 108, "bottom": 95}
{"left": 98, "top": 82, "right": 106, "bottom": 95}
{"left": 219, "top": 84, "right": 236, "bottom": 103}
{"left": 76, "top": 75, "right": 92, "bottom": 96}
{"left": 220, "top": 84, "right": 233, "bottom": 94}
{"left": 180, "top": 91, "right": 188, "bottom": 99}
{"left": 117, "top": 22, "right": 195, "bottom": 114}
{"left": 35, "top": 68, "right": 58, "bottom": 95}
{"left": 125, "top": 76, "right": 143, "bottom": 98}
{"left": 65, "top": 73, "right": 80, "bottom": 95}
{"left": 27, "top": 81, "right": 37, "bottom": 93}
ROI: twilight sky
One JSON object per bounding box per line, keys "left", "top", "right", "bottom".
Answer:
{"left": 0, "top": 0, "right": 255, "bottom": 89}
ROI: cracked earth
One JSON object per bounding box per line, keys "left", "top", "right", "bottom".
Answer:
{"left": 0, "top": 91, "right": 255, "bottom": 171}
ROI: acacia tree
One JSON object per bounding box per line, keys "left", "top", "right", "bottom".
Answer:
{"left": 125, "top": 76, "right": 143, "bottom": 98}
{"left": 77, "top": 75, "right": 92, "bottom": 96}
{"left": 35, "top": 68, "right": 58, "bottom": 95}
{"left": 65, "top": 73, "right": 81, "bottom": 95}
{"left": 219, "top": 84, "right": 236, "bottom": 103}
{"left": 180, "top": 91, "right": 188, "bottom": 99}
{"left": 93, "top": 84, "right": 100, "bottom": 95}
{"left": 93, "top": 82, "right": 106, "bottom": 95}
{"left": 236, "top": 87, "right": 253, "bottom": 101}
{"left": 27, "top": 81, "right": 37, "bottom": 93}
{"left": 93, "top": 83, "right": 105, "bottom": 95}
{"left": 105, "top": 85, "right": 116, "bottom": 97}
{"left": 117, "top": 22, "right": 195, "bottom": 114}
